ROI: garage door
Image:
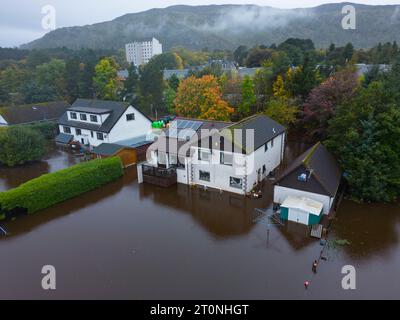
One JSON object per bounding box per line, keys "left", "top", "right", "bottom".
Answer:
{"left": 288, "top": 208, "right": 309, "bottom": 225}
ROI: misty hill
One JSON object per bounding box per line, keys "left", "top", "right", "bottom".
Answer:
{"left": 23, "top": 3, "right": 400, "bottom": 50}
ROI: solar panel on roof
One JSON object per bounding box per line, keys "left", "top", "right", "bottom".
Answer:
{"left": 166, "top": 120, "right": 203, "bottom": 139}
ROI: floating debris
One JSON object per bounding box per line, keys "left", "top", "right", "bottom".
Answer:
{"left": 334, "top": 239, "right": 351, "bottom": 246}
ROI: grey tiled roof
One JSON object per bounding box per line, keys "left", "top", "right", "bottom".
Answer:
{"left": 0, "top": 101, "right": 70, "bottom": 125}
{"left": 275, "top": 143, "right": 342, "bottom": 197}
{"left": 58, "top": 99, "right": 130, "bottom": 133}
{"left": 226, "top": 115, "right": 286, "bottom": 153}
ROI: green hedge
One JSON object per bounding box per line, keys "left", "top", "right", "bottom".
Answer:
{"left": 24, "top": 122, "right": 58, "bottom": 140}
{"left": 0, "top": 157, "right": 123, "bottom": 219}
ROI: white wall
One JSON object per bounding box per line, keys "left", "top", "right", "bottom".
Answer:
{"left": 274, "top": 185, "right": 333, "bottom": 215}
{"left": 245, "top": 132, "right": 285, "bottom": 193}
{"left": 107, "top": 106, "right": 151, "bottom": 142}
{"left": 59, "top": 105, "right": 152, "bottom": 147}
{"left": 190, "top": 148, "right": 247, "bottom": 195}
{"left": 187, "top": 132, "right": 285, "bottom": 195}
{"left": 0, "top": 115, "right": 8, "bottom": 125}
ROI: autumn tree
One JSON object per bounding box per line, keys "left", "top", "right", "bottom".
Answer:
{"left": 272, "top": 75, "right": 288, "bottom": 98}
{"left": 303, "top": 68, "right": 359, "bottom": 138}
{"left": 175, "top": 75, "right": 233, "bottom": 121}
{"left": 93, "top": 57, "right": 121, "bottom": 100}
{"left": 265, "top": 98, "right": 298, "bottom": 127}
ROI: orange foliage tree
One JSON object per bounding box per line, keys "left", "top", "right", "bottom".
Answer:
{"left": 174, "top": 75, "right": 233, "bottom": 121}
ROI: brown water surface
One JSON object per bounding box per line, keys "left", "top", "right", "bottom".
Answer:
{"left": 0, "top": 145, "right": 399, "bottom": 299}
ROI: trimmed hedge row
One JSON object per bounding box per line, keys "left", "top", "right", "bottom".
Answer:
{"left": 0, "top": 157, "right": 123, "bottom": 219}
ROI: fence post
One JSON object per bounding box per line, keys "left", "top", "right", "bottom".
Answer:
{"left": 137, "top": 163, "right": 144, "bottom": 184}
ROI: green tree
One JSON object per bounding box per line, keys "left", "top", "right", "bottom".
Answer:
{"left": 164, "top": 86, "right": 177, "bottom": 115}
{"left": 286, "top": 53, "right": 319, "bottom": 100}
{"left": 326, "top": 81, "right": 400, "bottom": 202}
{"left": 23, "top": 59, "right": 66, "bottom": 103}
{"left": 0, "top": 126, "right": 46, "bottom": 167}
{"left": 168, "top": 74, "right": 181, "bottom": 92}
{"left": 239, "top": 76, "right": 256, "bottom": 116}
{"left": 233, "top": 45, "right": 248, "bottom": 67}
{"left": 121, "top": 64, "right": 139, "bottom": 104}
{"left": 93, "top": 57, "right": 121, "bottom": 100}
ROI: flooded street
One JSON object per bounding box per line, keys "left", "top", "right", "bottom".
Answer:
{"left": 0, "top": 145, "right": 399, "bottom": 299}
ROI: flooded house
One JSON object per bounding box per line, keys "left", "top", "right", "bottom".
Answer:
{"left": 273, "top": 142, "right": 342, "bottom": 225}
{"left": 139, "top": 115, "right": 286, "bottom": 195}
{"left": 57, "top": 99, "right": 152, "bottom": 148}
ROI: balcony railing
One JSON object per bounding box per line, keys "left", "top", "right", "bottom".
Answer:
{"left": 142, "top": 164, "right": 177, "bottom": 187}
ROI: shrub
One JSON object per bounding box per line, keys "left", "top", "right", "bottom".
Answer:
{"left": 0, "top": 126, "right": 47, "bottom": 167}
{"left": 0, "top": 157, "right": 123, "bottom": 219}
{"left": 23, "top": 122, "right": 58, "bottom": 140}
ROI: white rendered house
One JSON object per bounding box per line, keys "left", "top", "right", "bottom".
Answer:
{"left": 141, "top": 115, "right": 286, "bottom": 195}
{"left": 57, "top": 99, "right": 152, "bottom": 148}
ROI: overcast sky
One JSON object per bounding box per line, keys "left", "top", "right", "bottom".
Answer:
{"left": 1, "top": 0, "right": 400, "bottom": 47}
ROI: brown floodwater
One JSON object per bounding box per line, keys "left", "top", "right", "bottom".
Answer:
{"left": 0, "top": 144, "right": 399, "bottom": 299}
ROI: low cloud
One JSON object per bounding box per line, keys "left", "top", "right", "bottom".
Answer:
{"left": 199, "top": 5, "right": 315, "bottom": 32}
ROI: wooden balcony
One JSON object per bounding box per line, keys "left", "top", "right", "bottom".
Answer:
{"left": 142, "top": 165, "right": 177, "bottom": 187}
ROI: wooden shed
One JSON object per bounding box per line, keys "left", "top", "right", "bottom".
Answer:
{"left": 92, "top": 140, "right": 153, "bottom": 168}
{"left": 92, "top": 143, "right": 137, "bottom": 168}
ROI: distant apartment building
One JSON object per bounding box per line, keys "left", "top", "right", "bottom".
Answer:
{"left": 125, "top": 38, "right": 163, "bottom": 66}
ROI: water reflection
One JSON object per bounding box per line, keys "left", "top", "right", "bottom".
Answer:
{"left": 1, "top": 173, "right": 135, "bottom": 238}
{"left": 139, "top": 183, "right": 258, "bottom": 238}
{"left": 0, "top": 146, "right": 79, "bottom": 192}
{"left": 332, "top": 200, "right": 400, "bottom": 261}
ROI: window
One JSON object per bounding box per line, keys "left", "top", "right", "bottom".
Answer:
{"left": 264, "top": 142, "right": 268, "bottom": 152}
{"left": 80, "top": 113, "right": 87, "bottom": 121}
{"left": 126, "top": 113, "right": 135, "bottom": 121}
{"left": 76, "top": 128, "right": 82, "bottom": 135}
{"left": 63, "top": 126, "right": 71, "bottom": 134}
{"left": 198, "top": 149, "right": 211, "bottom": 162}
{"left": 170, "top": 154, "right": 185, "bottom": 170}
{"left": 271, "top": 138, "right": 274, "bottom": 148}
{"left": 220, "top": 152, "right": 233, "bottom": 166}
{"left": 90, "top": 131, "right": 94, "bottom": 138}
{"left": 263, "top": 165, "right": 266, "bottom": 174}
{"left": 90, "top": 115, "right": 98, "bottom": 123}
{"left": 70, "top": 112, "right": 77, "bottom": 120}
{"left": 230, "top": 177, "right": 243, "bottom": 189}
{"left": 199, "top": 171, "right": 210, "bottom": 182}
{"left": 96, "top": 132, "right": 104, "bottom": 140}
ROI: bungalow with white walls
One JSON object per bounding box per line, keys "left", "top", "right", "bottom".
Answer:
{"left": 57, "top": 99, "right": 152, "bottom": 148}
{"left": 273, "top": 142, "right": 342, "bottom": 218}
{"left": 140, "top": 115, "right": 286, "bottom": 195}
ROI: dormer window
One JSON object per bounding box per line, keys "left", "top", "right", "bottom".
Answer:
{"left": 90, "top": 115, "right": 98, "bottom": 123}
{"left": 80, "top": 114, "right": 87, "bottom": 121}
{"left": 70, "top": 112, "right": 77, "bottom": 120}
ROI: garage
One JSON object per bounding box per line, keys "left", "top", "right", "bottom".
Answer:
{"left": 280, "top": 196, "right": 323, "bottom": 226}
